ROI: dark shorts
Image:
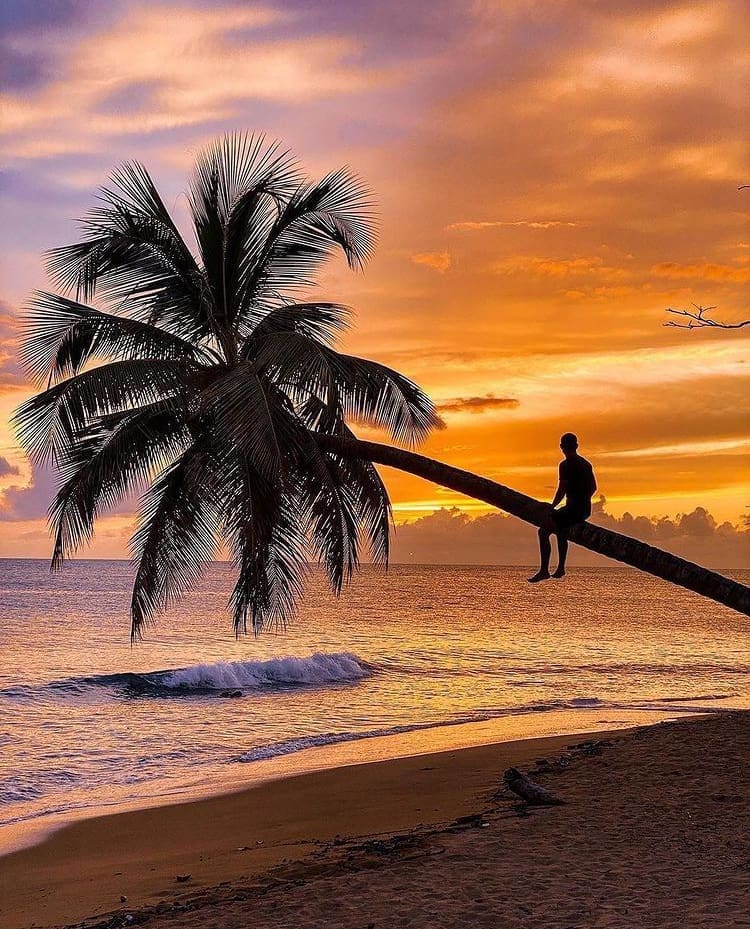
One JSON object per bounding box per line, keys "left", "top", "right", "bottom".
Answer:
{"left": 552, "top": 506, "right": 589, "bottom": 531}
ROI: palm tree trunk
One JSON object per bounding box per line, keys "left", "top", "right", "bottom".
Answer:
{"left": 316, "top": 433, "right": 750, "bottom": 618}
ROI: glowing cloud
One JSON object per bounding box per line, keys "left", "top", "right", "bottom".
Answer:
{"left": 447, "top": 220, "right": 581, "bottom": 231}
{"left": 652, "top": 262, "right": 750, "bottom": 283}
{"left": 437, "top": 395, "right": 520, "bottom": 414}
{"left": 411, "top": 252, "right": 453, "bottom": 272}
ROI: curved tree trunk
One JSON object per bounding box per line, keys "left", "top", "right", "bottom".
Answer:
{"left": 316, "top": 434, "right": 750, "bottom": 618}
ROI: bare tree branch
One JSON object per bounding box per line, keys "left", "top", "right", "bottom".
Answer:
{"left": 664, "top": 304, "right": 750, "bottom": 330}
{"left": 663, "top": 188, "right": 748, "bottom": 331}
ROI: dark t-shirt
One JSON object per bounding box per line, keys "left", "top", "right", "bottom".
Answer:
{"left": 559, "top": 455, "right": 596, "bottom": 518}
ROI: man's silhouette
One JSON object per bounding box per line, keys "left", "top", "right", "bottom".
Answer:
{"left": 528, "top": 433, "right": 596, "bottom": 583}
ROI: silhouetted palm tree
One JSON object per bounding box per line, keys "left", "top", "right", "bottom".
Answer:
{"left": 14, "top": 134, "right": 750, "bottom": 632}
{"left": 14, "top": 134, "right": 441, "bottom": 638}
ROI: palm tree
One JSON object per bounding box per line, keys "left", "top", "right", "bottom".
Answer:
{"left": 14, "top": 134, "right": 442, "bottom": 639}
{"left": 13, "top": 134, "right": 750, "bottom": 637}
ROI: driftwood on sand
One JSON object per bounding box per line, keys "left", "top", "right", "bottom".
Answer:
{"left": 503, "top": 767, "right": 565, "bottom": 805}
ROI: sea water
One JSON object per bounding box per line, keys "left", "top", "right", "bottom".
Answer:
{"left": 1, "top": 560, "right": 748, "bottom": 850}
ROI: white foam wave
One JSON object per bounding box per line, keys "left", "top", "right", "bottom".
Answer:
{"left": 235, "top": 692, "right": 743, "bottom": 765}
{"left": 152, "top": 652, "right": 370, "bottom": 691}
{"left": 236, "top": 696, "right": 607, "bottom": 762}
{"left": 237, "top": 724, "right": 437, "bottom": 762}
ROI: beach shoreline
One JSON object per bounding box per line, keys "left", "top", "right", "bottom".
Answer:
{"left": 4, "top": 710, "right": 748, "bottom": 929}
{"left": 0, "top": 703, "right": 696, "bottom": 859}
{"left": 0, "top": 724, "right": 630, "bottom": 929}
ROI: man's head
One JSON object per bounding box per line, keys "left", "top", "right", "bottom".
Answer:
{"left": 560, "top": 432, "right": 579, "bottom": 456}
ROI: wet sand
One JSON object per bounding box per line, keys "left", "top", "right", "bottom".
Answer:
{"left": 1, "top": 712, "right": 749, "bottom": 929}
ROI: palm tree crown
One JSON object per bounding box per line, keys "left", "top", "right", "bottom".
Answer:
{"left": 14, "top": 133, "right": 441, "bottom": 639}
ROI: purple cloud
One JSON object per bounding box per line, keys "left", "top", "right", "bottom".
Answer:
{"left": 0, "top": 299, "right": 25, "bottom": 387}
{"left": 0, "top": 464, "right": 56, "bottom": 520}
{"left": 0, "top": 1, "right": 94, "bottom": 33}
{"left": 0, "top": 456, "right": 20, "bottom": 477}
{"left": 95, "top": 80, "right": 160, "bottom": 117}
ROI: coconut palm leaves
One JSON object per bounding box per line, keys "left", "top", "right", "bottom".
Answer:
{"left": 14, "top": 133, "right": 441, "bottom": 639}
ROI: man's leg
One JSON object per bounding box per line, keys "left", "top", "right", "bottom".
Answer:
{"left": 528, "top": 527, "right": 552, "bottom": 583}
{"left": 552, "top": 531, "right": 568, "bottom": 578}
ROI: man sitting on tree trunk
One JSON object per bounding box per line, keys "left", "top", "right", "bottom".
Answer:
{"left": 529, "top": 433, "right": 597, "bottom": 583}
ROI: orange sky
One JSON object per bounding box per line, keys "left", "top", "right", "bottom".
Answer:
{"left": 0, "top": 0, "right": 748, "bottom": 561}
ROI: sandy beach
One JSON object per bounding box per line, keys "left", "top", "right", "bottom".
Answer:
{"left": 2, "top": 711, "right": 748, "bottom": 929}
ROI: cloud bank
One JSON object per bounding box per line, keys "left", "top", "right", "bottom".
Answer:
{"left": 391, "top": 503, "right": 750, "bottom": 569}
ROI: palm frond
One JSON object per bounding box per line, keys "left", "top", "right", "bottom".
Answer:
{"left": 130, "top": 440, "right": 223, "bottom": 640}
{"left": 246, "top": 301, "right": 352, "bottom": 348}
{"left": 20, "top": 292, "right": 213, "bottom": 386}
{"left": 293, "top": 431, "right": 359, "bottom": 593}
{"left": 277, "top": 166, "right": 376, "bottom": 272}
{"left": 46, "top": 161, "right": 209, "bottom": 337}
{"left": 252, "top": 331, "right": 442, "bottom": 445}
{"left": 332, "top": 354, "right": 443, "bottom": 445}
{"left": 233, "top": 167, "right": 376, "bottom": 333}
{"left": 326, "top": 435, "right": 392, "bottom": 566}
{"left": 223, "top": 457, "right": 309, "bottom": 634}
{"left": 189, "top": 132, "right": 300, "bottom": 228}
{"left": 50, "top": 402, "right": 191, "bottom": 567}
{"left": 251, "top": 331, "right": 339, "bottom": 418}
{"left": 13, "top": 358, "right": 194, "bottom": 464}
{"left": 221, "top": 184, "right": 280, "bottom": 332}
{"left": 198, "top": 362, "right": 287, "bottom": 479}
{"left": 188, "top": 133, "right": 301, "bottom": 339}
{"left": 296, "top": 404, "right": 391, "bottom": 570}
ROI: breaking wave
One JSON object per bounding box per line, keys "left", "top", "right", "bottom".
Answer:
{"left": 4, "top": 652, "right": 372, "bottom": 698}
{"left": 153, "top": 652, "right": 370, "bottom": 691}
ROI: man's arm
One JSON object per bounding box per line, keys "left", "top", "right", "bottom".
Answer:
{"left": 589, "top": 467, "right": 597, "bottom": 496}
{"left": 551, "top": 483, "right": 566, "bottom": 508}
{"left": 551, "top": 463, "right": 566, "bottom": 508}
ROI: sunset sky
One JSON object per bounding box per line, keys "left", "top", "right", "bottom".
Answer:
{"left": 0, "top": 0, "right": 748, "bottom": 562}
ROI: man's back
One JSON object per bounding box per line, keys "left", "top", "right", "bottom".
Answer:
{"left": 560, "top": 454, "right": 595, "bottom": 517}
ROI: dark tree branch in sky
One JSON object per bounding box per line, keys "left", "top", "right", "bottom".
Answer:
{"left": 664, "top": 305, "right": 750, "bottom": 331}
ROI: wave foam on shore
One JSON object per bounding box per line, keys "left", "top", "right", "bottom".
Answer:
{"left": 3, "top": 652, "right": 372, "bottom": 698}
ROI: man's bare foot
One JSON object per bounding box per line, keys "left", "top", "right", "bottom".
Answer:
{"left": 552, "top": 568, "right": 566, "bottom": 579}
{"left": 528, "top": 571, "right": 551, "bottom": 583}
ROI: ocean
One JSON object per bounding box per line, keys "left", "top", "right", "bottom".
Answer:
{"left": 1, "top": 559, "right": 749, "bottom": 852}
